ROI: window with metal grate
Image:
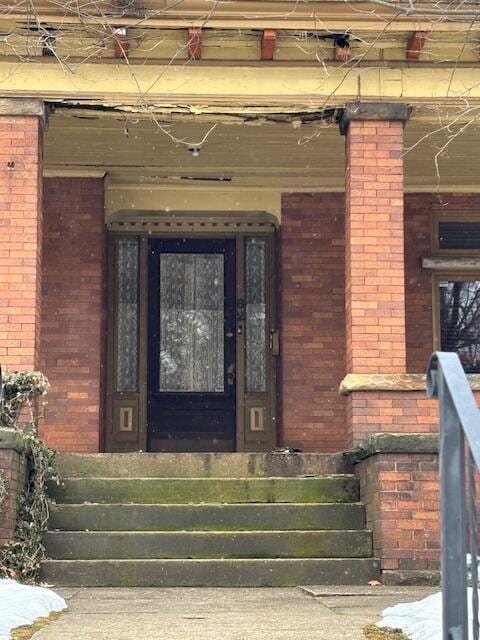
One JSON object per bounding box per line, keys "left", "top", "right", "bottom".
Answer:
{"left": 439, "top": 221, "right": 480, "bottom": 251}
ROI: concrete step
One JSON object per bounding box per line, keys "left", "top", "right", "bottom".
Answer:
{"left": 44, "top": 530, "right": 373, "bottom": 560}
{"left": 40, "top": 558, "right": 380, "bottom": 587}
{"left": 48, "top": 476, "right": 359, "bottom": 505}
{"left": 56, "top": 452, "right": 350, "bottom": 479}
{"left": 48, "top": 502, "right": 366, "bottom": 532}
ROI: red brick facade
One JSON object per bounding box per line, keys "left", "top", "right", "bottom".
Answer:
{"left": 0, "top": 116, "right": 43, "bottom": 370}
{"left": 404, "top": 193, "right": 480, "bottom": 372}
{"left": 281, "top": 193, "right": 347, "bottom": 452}
{"left": 39, "top": 178, "right": 106, "bottom": 452}
{"left": 356, "top": 451, "right": 440, "bottom": 576}
{"left": 0, "top": 116, "right": 476, "bottom": 457}
{"left": 347, "top": 392, "right": 439, "bottom": 448}
{"left": 0, "top": 446, "right": 26, "bottom": 546}
{"left": 345, "top": 120, "right": 406, "bottom": 374}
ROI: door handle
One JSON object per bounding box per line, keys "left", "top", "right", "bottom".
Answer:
{"left": 227, "top": 364, "right": 235, "bottom": 385}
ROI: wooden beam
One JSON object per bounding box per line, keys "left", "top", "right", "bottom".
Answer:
{"left": 113, "top": 27, "right": 129, "bottom": 58}
{"left": 188, "top": 27, "right": 202, "bottom": 60}
{"left": 1, "top": 1, "right": 478, "bottom": 32}
{"left": 334, "top": 36, "right": 351, "bottom": 62}
{"left": 406, "top": 31, "right": 428, "bottom": 60}
{"left": 261, "top": 30, "right": 276, "bottom": 61}
{"left": 3, "top": 60, "right": 480, "bottom": 106}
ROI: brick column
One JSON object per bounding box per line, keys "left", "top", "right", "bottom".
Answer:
{"left": 340, "top": 102, "right": 410, "bottom": 446}
{"left": 340, "top": 103, "right": 409, "bottom": 374}
{"left": 0, "top": 100, "right": 44, "bottom": 370}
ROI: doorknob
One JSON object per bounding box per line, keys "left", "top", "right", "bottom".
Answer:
{"left": 227, "top": 364, "right": 235, "bottom": 385}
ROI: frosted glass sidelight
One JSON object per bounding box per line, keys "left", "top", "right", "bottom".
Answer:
{"left": 159, "top": 253, "right": 224, "bottom": 392}
{"left": 246, "top": 238, "right": 266, "bottom": 392}
{"left": 116, "top": 238, "right": 139, "bottom": 392}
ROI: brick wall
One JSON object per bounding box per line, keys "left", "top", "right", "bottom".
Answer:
{"left": 347, "top": 391, "right": 439, "bottom": 446}
{"left": 34, "top": 185, "right": 480, "bottom": 453}
{"left": 345, "top": 120, "right": 406, "bottom": 374}
{"left": 39, "top": 178, "right": 106, "bottom": 452}
{"left": 0, "top": 116, "right": 43, "bottom": 370}
{"left": 280, "top": 193, "right": 347, "bottom": 452}
{"left": 0, "top": 447, "right": 26, "bottom": 546}
{"left": 344, "top": 192, "right": 480, "bottom": 446}
{"left": 356, "top": 451, "right": 440, "bottom": 578}
{"left": 280, "top": 190, "right": 480, "bottom": 452}
{"left": 404, "top": 193, "right": 480, "bottom": 373}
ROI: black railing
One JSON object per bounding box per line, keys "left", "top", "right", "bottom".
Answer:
{"left": 427, "top": 352, "right": 480, "bottom": 640}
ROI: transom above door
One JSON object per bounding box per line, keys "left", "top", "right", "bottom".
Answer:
{"left": 105, "top": 214, "right": 278, "bottom": 453}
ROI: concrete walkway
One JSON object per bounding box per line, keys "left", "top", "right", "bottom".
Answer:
{"left": 33, "top": 586, "right": 436, "bottom": 640}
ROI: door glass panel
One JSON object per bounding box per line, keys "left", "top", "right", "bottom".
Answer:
{"left": 246, "top": 238, "right": 266, "bottom": 392}
{"left": 159, "top": 253, "right": 224, "bottom": 392}
{"left": 116, "top": 238, "right": 139, "bottom": 392}
{"left": 439, "top": 280, "right": 480, "bottom": 373}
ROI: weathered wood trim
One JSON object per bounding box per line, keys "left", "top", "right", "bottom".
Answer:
{"left": 43, "top": 169, "right": 107, "bottom": 178}
{"left": 3, "top": 1, "right": 479, "bottom": 32}
{"left": 406, "top": 31, "right": 428, "bottom": 61}
{"left": 339, "top": 372, "right": 480, "bottom": 394}
{"left": 108, "top": 210, "right": 279, "bottom": 232}
{"left": 3, "top": 62, "right": 480, "bottom": 106}
{"left": 431, "top": 210, "right": 480, "bottom": 256}
{"left": 261, "top": 30, "right": 277, "bottom": 61}
{"left": 423, "top": 257, "right": 480, "bottom": 271}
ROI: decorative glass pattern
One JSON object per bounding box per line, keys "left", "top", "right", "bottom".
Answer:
{"left": 159, "top": 253, "right": 224, "bottom": 392}
{"left": 440, "top": 280, "right": 480, "bottom": 373}
{"left": 246, "top": 238, "right": 266, "bottom": 392}
{"left": 116, "top": 238, "right": 139, "bottom": 392}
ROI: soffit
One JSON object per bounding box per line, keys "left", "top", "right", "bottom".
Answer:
{"left": 43, "top": 108, "right": 480, "bottom": 191}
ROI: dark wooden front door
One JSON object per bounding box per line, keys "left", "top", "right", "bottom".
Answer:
{"left": 147, "top": 238, "right": 237, "bottom": 452}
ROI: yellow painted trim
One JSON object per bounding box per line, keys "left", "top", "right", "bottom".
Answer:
{"left": 43, "top": 169, "right": 107, "bottom": 178}
{"left": 105, "top": 184, "right": 282, "bottom": 220}
{"left": 3, "top": 0, "right": 479, "bottom": 32}
{"left": 3, "top": 61, "right": 480, "bottom": 104}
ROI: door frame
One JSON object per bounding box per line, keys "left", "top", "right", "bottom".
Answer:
{"left": 105, "top": 212, "right": 278, "bottom": 453}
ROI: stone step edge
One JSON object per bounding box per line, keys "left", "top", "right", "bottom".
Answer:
{"left": 41, "top": 558, "right": 379, "bottom": 563}
{"left": 40, "top": 558, "right": 381, "bottom": 587}
{"left": 55, "top": 474, "right": 357, "bottom": 481}
{"left": 56, "top": 453, "right": 351, "bottom": 478}
{"left": 49, "top": 501, "right": 365, "bottom": 506}
{"left": 45, "top": 529, "right": 372, "bottom": 534}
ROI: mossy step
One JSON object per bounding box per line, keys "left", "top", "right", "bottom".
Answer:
{"left": 40, "top": 558, "right": 380, "bottom": 587}
{"left": 48, "top": 502, "right": 366, "bottom": 532}
{"left": 56, "top": 452, "right": 349, "bottom": 479}
{"left": 43, "top": 530, "right": 373, "bottom": 560}
{"left": 48, "top": 476, "right": 359, "bottom": 505}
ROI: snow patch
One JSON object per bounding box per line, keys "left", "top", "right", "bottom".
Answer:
{"left": 378, "top": 591, "right": 442, "bottom": 640}
{"left": 378, "top": 590, "right": 479, "bottom": 640}
{"left": 0, "top": 579, "right": 66, "bottom": 640}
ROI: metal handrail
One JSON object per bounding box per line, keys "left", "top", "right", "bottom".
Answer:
{"left": 427, "top": 352, "right": 480, "bottom": 640}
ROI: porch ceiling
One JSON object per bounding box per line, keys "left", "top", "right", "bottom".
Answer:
{"left": 44, "top": 108, "right": 480, "bottom": 194}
